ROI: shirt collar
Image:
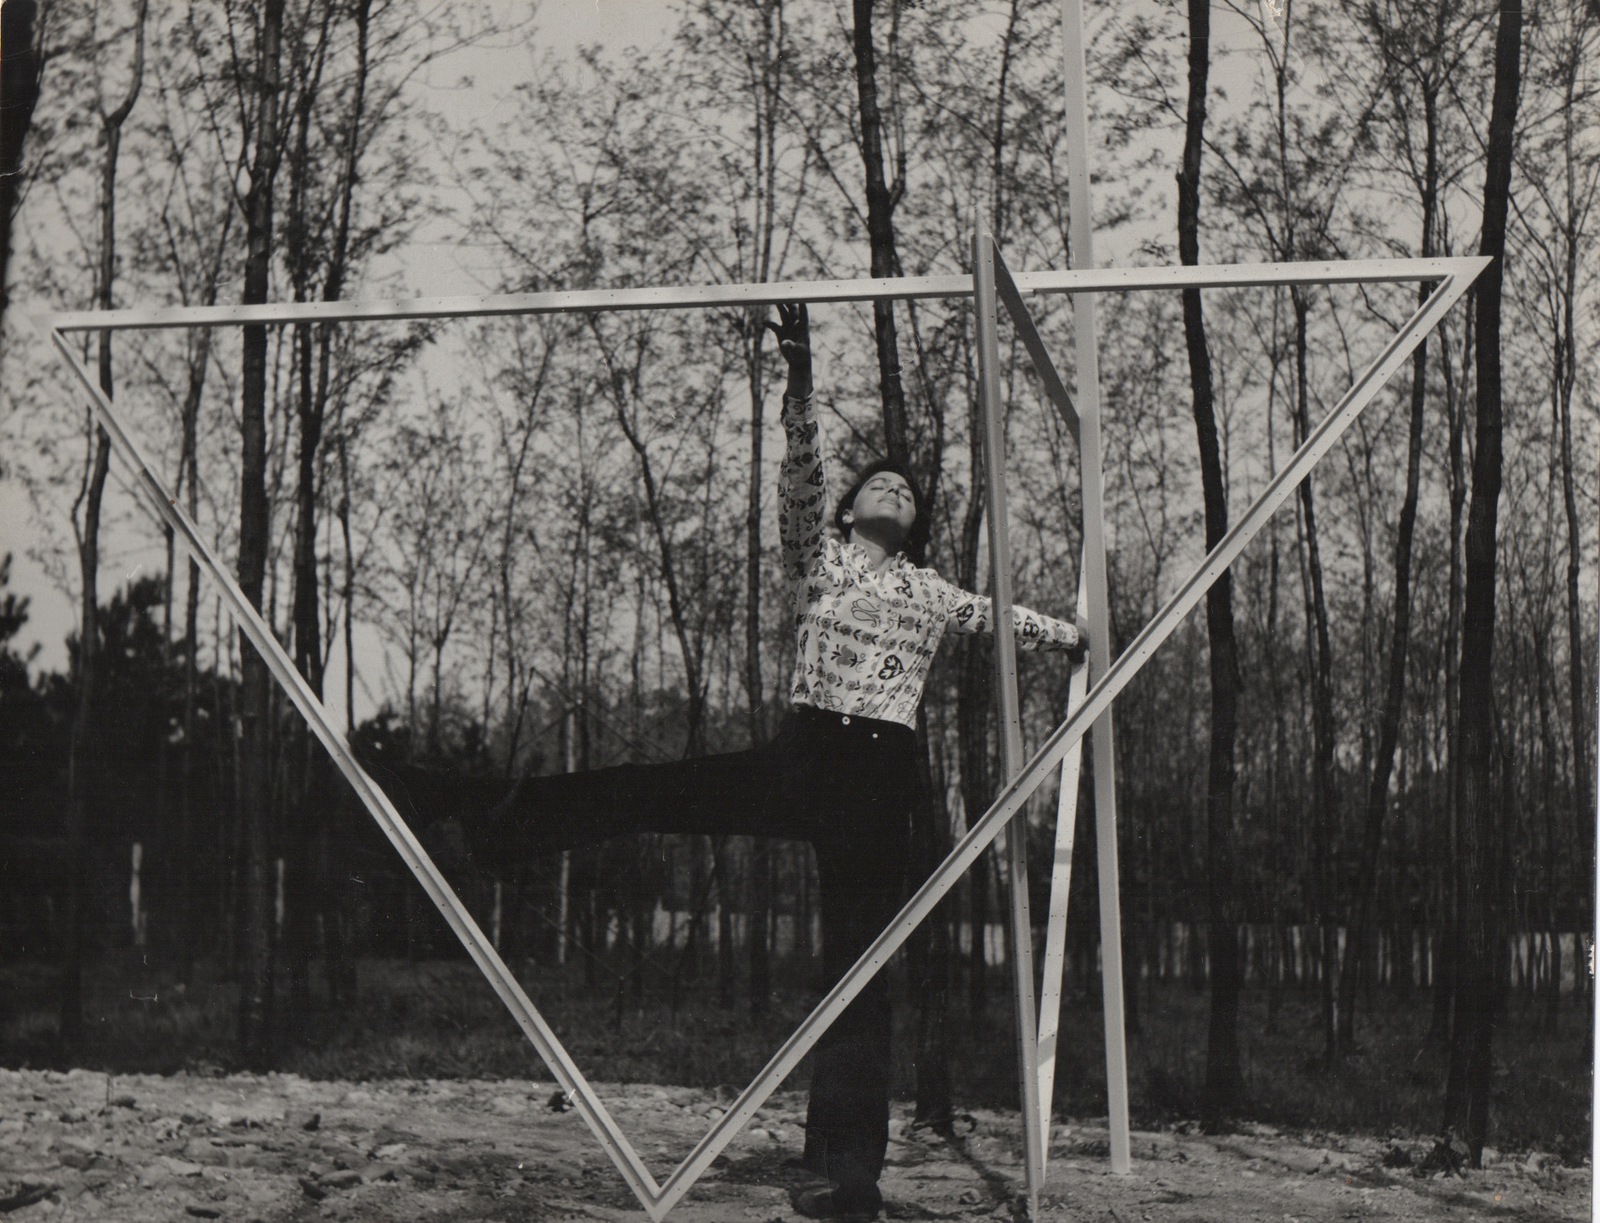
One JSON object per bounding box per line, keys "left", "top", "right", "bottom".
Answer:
{"left": 841, "top": 537, "right": 910, "bottom": 573}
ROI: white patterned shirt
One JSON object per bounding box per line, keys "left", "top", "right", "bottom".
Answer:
{"left": 778, "top": 392, "right": 1082, "bottom": 728}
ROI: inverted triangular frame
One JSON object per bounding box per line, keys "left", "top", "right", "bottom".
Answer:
{"left": 31, "top": 250, "right": 1486, "bottom": 1220}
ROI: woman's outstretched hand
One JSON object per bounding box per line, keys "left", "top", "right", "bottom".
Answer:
{"left": 1067, "top": 626, "right": 1089, "bottom": 662}
{"left": 767, "top": 301, "right": 812, "bottom": 396}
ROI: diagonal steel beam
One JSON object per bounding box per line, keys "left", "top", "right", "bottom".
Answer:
{"left": 992, "top": 246, "right": 1091, "bottom": 1161}
{"left": 638, "top": 256, "right": 1486, "bottom": 1216}
{"left": 997, "top": 224, "right": 1127, "bottom": 1179}
{"left": 994, "top": 254, "right": 1080, "bottom": 446}
{"left": 37, "top": 324, "right": 667, "bottom": 1213}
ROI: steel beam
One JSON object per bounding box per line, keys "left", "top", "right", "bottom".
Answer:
{"left": 1035, "top": 569, "right": 1090, "bottom": 1159}
{"left": 31, "top": 248, "right": 1486, "bottom": 1222}
{"left": 994, "top": 249, "right": 1091, "bottom": 1161}
{"left": 1059, "top": 0, "right": 1133, "bottom": 1173}
{"left": 647, "top": 259, "right": 1480, "bottom": 1214}
{"left": 994, "top": 255, "right": 1080, "bottom": 446}
{"left": 974, "top": 221, "right": 1046, "bottom": 1216}
{"left": 36, "top": 257, "right": 1479, "bottom": 333}
{"left": 38, "top": 329, "right": 666, "bottom": 1214}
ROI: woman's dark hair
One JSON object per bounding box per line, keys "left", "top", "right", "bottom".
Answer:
{"left": 834, "top": 458, "right": 932, "bottom": 566}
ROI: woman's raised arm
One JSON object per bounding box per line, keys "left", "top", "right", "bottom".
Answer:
{"left": 770, "top": 303, "right": 827, "bottom": 588}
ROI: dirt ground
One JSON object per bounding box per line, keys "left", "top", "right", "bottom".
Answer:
{"left": 0, "top": 1067, "right": 1588, "bottom": 1221}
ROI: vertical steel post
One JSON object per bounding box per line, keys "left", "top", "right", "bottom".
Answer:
{"left": 1035, "top": 568, "right": 1090, "bottom": 1158}
{"left": 1060, "top": 0, "right": 1133, "bottom": 1173}
{"left": 991, "top": 247, "right": 1090, "bottom": 1160}
{"left": 973, "top": 220, "right": 1045, "bottom": 1215}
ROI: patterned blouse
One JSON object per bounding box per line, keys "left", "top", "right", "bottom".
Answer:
{"left": 779, "top": 392, "right": 1082, "bottom": 729}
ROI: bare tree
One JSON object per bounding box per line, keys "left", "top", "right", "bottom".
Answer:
{"left": 1336, "top": 0, "right": 1483, "bottom": 1053}
{"left": 1508, "top": 0, "right": 1599, "bottom": 1028}
{"left": 137, "top": 50, "right": 238, "bottom": 976}
{"left": 846, "top": 0, "right": 960, "bottom": 1128}
{"left": 1446, "top": 0, "right": 1522, "bottom": 1167}
{"left": 1175, "top": 0, "right": 1244, "bottom": 1127}
{"left": 231, "top": 0, "right": 288, "bottom": 1067}
{"left": 0, "top": 0, "right": 49, "bottom": 337}
{"left": 61, "top": 0, "right": 149, "bottom": 1046}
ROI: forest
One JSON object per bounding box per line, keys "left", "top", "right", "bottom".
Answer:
{"left": 0, "top": 0, "right": 1594, "bottom": 1180}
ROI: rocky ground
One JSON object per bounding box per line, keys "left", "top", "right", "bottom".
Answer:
{"left": 0, "top": 1068, "right": 1588, "bottom": 1221}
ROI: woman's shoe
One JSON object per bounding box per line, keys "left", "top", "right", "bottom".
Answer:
{"left": 789, "top": 1184, "right": 881, "bottom": 1222}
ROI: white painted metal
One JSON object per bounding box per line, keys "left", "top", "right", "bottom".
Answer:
{"left": 36, "top": 257, "right": 1478, "bottom": 333}
{"left": 1034, "top": 568, "right": 1090, "bottom": 1157}
{"left": 959, "top": 266, "right": 1483, "bottom": 885}
{"left": 993, "top": 248, "right": 1091, "bottom": 1163}
{"left": 649, "top": 258, "right": 1482, "bottom": 1216}
{"left": 993, "top": 255, "right": 1080, "bottom": 445}
{"left": 32, "top": 249, "right": 1485, "bottom": 1222}
{"left": 38, "top": 329, "right": 666, "bottom": 1214}
{"left": 974, "top": 222, "right": 1046, "bottom": 1217}
{"left": 1060, "top": 0, "right": 1134, "bottom": 1174}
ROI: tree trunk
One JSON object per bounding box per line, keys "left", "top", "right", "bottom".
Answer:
{"left": 1178, "top": 0, "right": 1243, "bottom": 1127}
{"left": 741, "top": 0, "right": 786, "bottom": 1016}
{"left": 744, "top": 300, "right": 773, "bottom": 1010}
{"left": 236, "top": 0, "right": 288, "bottom": 1069}
{"left": 176, "top": 281, "right": 224, "bottom": 983}
{"left": 0, "top": 0, "right": 44, "bottom": 336}
{"left": 849, "top": 0, "right": 950, "bottom": 1126}
{"left": 1430, "top": 303, "right": 1472, "bottom": 1046}
{"left": 1289, "top": 287, "right": 1340, "bottom": 1068}
{"left": 329, "top": 441, "right": 357, "bottom": 1003}
{"left": 851, "top": 0, "right": 909, "bottom": 463}
{"left": 62, "top": 0, "right": 149, "bottom": 1046}
{"left": 716, "top": 840, "right": 737, "bottom": 1009}
{"left": 1338, "top": 75, "right": 1440, "bottom": 1053}
{"left": 1551, "top": 0, "right": 1594, "bottom": 978}
{"left": 62, "top": 425, "right": 110, "bottom": 1047}
{"left": 1445, "top": 0, "right": 1520, "bottom": 1167}
{"left": 284, "top": 312, "right": 323, "bottom": 1025}
{"left": 282, "top": 0, "right": 342, "bottom": 1032}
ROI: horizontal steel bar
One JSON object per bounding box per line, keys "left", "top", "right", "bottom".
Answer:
{"left": 42, "top": 329, "right": 665, "bottom": 1210}
{"left": 32, "top": 257, "right": 1488, "bottom": 333}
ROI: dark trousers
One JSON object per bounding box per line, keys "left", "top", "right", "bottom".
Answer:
{"left": 484, "top": 705, "right": 916, "bottom": 1201}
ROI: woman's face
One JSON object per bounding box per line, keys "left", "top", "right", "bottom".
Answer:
{"left": 850, "top": 470, "right": 918, "bottom": 539}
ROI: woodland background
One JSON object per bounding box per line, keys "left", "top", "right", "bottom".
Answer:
{"left": 0, "top": 0, "right": 1594, "bottom": 1172}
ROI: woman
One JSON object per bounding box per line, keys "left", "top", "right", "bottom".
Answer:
{"left": 466, "top": 302, "right": 1084, "bottom": 1221}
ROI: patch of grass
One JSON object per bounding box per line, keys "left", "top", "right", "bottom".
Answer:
{"left": 1017, "top": 984, "right": 1593, "bottom": 1165}
{"left": 1, "top": 955, "right": 1589, "bottom": 1162}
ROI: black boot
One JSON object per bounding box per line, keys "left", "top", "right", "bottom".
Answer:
{"left": 793, "top": 1132, "right": 883, "bottom": 1220}
{"left": 790, "top": 1183, "right": 882, "bottom": 1222}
